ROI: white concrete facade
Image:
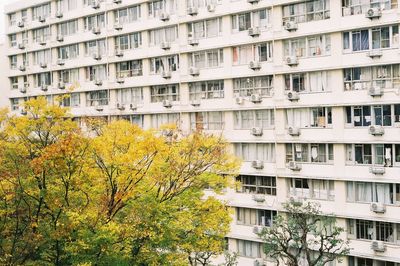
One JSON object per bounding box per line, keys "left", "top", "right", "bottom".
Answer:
{"left": 3, "top": 0, "right": 400, "bottom": 265}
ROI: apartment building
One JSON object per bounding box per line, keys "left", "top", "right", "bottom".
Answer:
{"left": 3, "top": 0, "right": 400, "bottom": 265}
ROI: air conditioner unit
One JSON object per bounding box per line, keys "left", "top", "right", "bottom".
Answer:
{"left": 39, "top": 62, "right": 47, "bottom": 69}
{"left": 113, "top": 0, "right": 122, "bottom": 4}
{"left": 160, "top": 41, "right": 171, "bottom": 50}
{"left": 39, "top": 38, "right": 47, "bottom": 46}
{"left": 92, "top": 53, "right": 102, "bottom": 60}
{"left": 17, "top": 21, "right": 24, "bottom": 28}
{"left": 116, "top": 77, "right": 125, "bottom": 84}
{"left": 114, "top": 23, "right": 123, "bottom": 31}
{"left": 162, "top": 71, "right": 172, "bottom": 79}
{"left": 115, "top": 49, "right": 124, "bottom": 57}
{"left": 289, "top": 195, "right": 303, "bottom": 203}
{"left": 251, "top": 127, "right": 263, "bottom": 136}
{"left": 253, "top": 226, "right": 263, "bottom": 234}
{"left": 367, "top": 49, "right": 382, "bottom": 58}
{"left": 369, "top": 165, "right": 385, "bottom": 175}
{"left": 288, "top": 161, "right": 301, "bottom": 171}
{"left": 159, "top": 12, "right": 170, "bottom": 21}
{"left": 20, "top": 109, "right": 27, "bottom": 115}
{"left": 129, "top": 103, "right": 137, "bottom": 110}
{"left": 92, "top": 26, "right": 101, "bottom": 35}
{"left": 248, "top": 0, "right": 260, "bottom": 3}
{"left": 187, "top": 7, "right": 198, "bottom": 16}
{"left": 207, "top": 4, "right": 215, "bottom": 12}
{"left": 18, "top": 43, "right": 25, "bottom": 49}
{"left": 371, "top": 241, "right": 386, "bottom": 252}
{"left": 188, "top": 38, "right": 199, "bottom": 46}
{"left": 57, "top": 59, "right": 65, "bottom": 66}
{"left": 116, "top": 103, "right": 125, "bottom": 110}
{"left": 58, "top": 82, "right": 65, "bottom": 90}
{"left": 370, "top": 202, "right": 386, "bottom": 213}
{"left": 189, "top": 67, "right": 200, "bottom": 76}
{"left": 248, "top": 27, "right": 260, "bottom": 37}
{"left": 369, "top": 125, "right": 384, "bottom": 136}
{"left": 251, "top": 160, "right": 264, "bottom": 169}
{"left": 19, "top": 65, "right": 26, "bottom": 71}
{"left": 235, "top": 96, "right": 244, "bottom": 105}
{"left": 56, "top": 35, "right": 64, "bottom": 42}
{"left": 95, "top": 105, "right": 103, "bottom": 111}
{"left": 55, "top": 11, "right": 63, "bottom": 18}
{"left": 288, "top": 126, "right": 300, "bottom": 136}
{"left": 91, "top": 0, "right": 100, "bottom": 9}
{"left": 190, "top": 99, "right": 201, "bottom": 106}
{"left": 252, "top": 194, "right": 265, "bottom": 203}
{"left": 253, "top": 258, "right": 266, "bottom": 266}
{"left": 94, "top": 79, "right": 103, "bottom": 86}
{"left": 286, "top": 56, "right": 298, "bottom": 66}
{"left": 366, "top": 8, "right": 381, "bottom": 19}
{"left": 19, "top": 87, "right": 27, "bottom": 93}
{"left": 287, "top": 91, "right": 300, "bottom": 101}
{"left": 368, "top": 86, "right": 383, "bottom": 97}
{"left": 162, "top": 99, "right": 172, "bottom": 108}
{"left": 40, "top": 84, "right": 48, "bottom": 91}
{"left": 249, "top": 60, "right": 261, "bottom": 70}
{"left": 250, "top": 93, "right": 262, "bottom": 103}
{"left": 38, "top": 16, "right": 46, "bottom": 23}
{"left": 284, "top": 21, "right": 298, "bottom": 31}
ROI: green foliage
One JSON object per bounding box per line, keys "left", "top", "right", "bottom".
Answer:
{"left": 0, "top": 97, "right": 239, "bottom": 265}
{"left": 259, "top": 200, "right": 350, "bottom": 266}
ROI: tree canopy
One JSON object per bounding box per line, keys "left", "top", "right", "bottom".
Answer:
{"left": 0, "top": 97, "right": 239, "bottom": 266}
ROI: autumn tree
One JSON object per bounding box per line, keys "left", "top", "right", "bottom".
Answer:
{"left": 0, "top": 97, "right": 239, "bottom": 265}
{"left": 259, "top": 200, "right": 350, "bottom": 266}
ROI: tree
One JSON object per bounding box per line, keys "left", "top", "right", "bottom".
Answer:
{"left": 0, "top": 97, "right": 239, "bottom": 265}
{"left": 259, "top": 200, "right": 350, "bottom": 266}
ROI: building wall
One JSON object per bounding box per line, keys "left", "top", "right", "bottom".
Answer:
{"left": 0, "top": 43, "right": 9, "bottom": 109}
{"left": 3, "top": 0, "right": 400, "bottom": 265}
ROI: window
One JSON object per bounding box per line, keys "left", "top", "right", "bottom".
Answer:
{"left": 346, "top": 182, "right": 398, "bottom": 204}
{"left": 9, "top": 56, "right": 17, "bottom": 69}
{"left": 348, "top": 219, "right": 400, "bottom": 244}
{"left": 61, "top": 93, "right": 80, "bottom": 107}
{"left": 85, "top": 65, "right": 107, "bottom": 81}
{"left": 33, "top": 49, "right": 51, "bottom": 65}
{"left": 234, "top": 109, "right": 275, "bottom": 129}
{"left": 288, "top": 178, "right": 335, "bottom": 200}
{"left": 345, "top": 105, "right": 393, "bottom": 127}
{"left": 22, "top": 32, "right": 28, "bottom": 45}
{"left": 236, "top": 207, "right": 277, "bottom": 226}
{"left": 34, "top": 72, "right": 52, "bottom": 87}
{"left": 233, "top": 76, "right": 273, "bottom": 97}
{"left": 282, "top": 0, "right": 330, "bottom": 24}
{"left": 116, "top": 88, "right": 143, "bottom": 105}
{"left": 231, "top": 9, "right": 271, "bottom": 32}
{"left": 189, "top": 49, "right": 224, "bottom": 68}
{"left": 150, "top": 84, "right": 179, "bottom": 102}
{"left": 85, "top": 39, "right": 107, "bottom": 56}
{"left": 234, "top": 143, "right": 275, "bottom": 162}
{"left": 9, "top": 13, "right": 16, "bottom": 26}
{"left": 114, "top": 5, "right": 141, "bottom": 24}
{"left": 58, "top": 68, "right": 79, "bottom": 84}
{"left": 189, "top": 80, "right": 224, "bottom": 100}
{"left": 151, "top": 113, "right": 180, "bottom": 128}
{"left": 111, "top": 115, "right": 144, "bottom": 128}
{"left": 115, "top": 32, "right": 142, "bottom": 51}
{"left": 116, "top": 60, "right": 143, "bottom": 78}
{"left": 346, "top": 143, "right": 398, "bottom": 166}
{"left": 21, "top": 10, "right": 28, "bottom": 22}
{"left": 149, "top": 55, "right": 179, "bottom": 74}
{"left": 32, "top": 27, "right": 51, "bottom": 43}
{"left": 236, "top": 239, "right": 263, "bottom": 258}
{"left": 148, "top": 0, "right": 177, "bottom": 17}
{"left": 187, "top": 0, "right": 220, "bottom": 8}
{"left": 10, "top": 77, "right": 18, "bottom": 90}
{"left": 22, "top": 54, "right": 29, "bottom": 67}
{"left": 188, "top": 17, "right": 222, "bottom": 39}
{"left": 57, "top": 20, "right": 78, "bottom": 36}
{"left": 286, "top": 143, "right": 334, "bottom": 163}
{"left": 343, "top": 26, "right": 399, "bottom": 52}
{"left": 190, "top": 112, "right": 224, "bottom": 130}
{"left": 149, "top": 26, "right": 178, "bottom": 45}
{"left": 56, "top": 0, "right": 77, "bottom": 12}
{"left": 236, "top": 175, "right": 276, "bottom": 195}
{"left": 342, "top": 0, "right": 398, "bottom": 16}
{"left": 9, "top": 34, "right": 17, "bottom": 47}
{"left": 32, "top": 3, "right": 51, "bottom": 21}
{"left": 233, "top": 43, "right": 273, "bottom": 65}
{"left": 286, "top": 107, "right": 332, "bottom": 128}
{"left": 344, "top": 64, "right": 400, "bottom": 91}
{"left": 83, "top": 0, "right": 105, "bottom": 6}
{"left": 284, "top": 35, "right": 331, "bottom": 57}
{"left": 86, "top": 90, "right": 108, "bottom": 106}
{"left": 58, "top": 44, "right": 79, "bottom": 60}
{"left": 84, "top": 14, "right": 105, "bottom": 31}
{"left": 10, "top": 98, "right": 19, "bottom": 111}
